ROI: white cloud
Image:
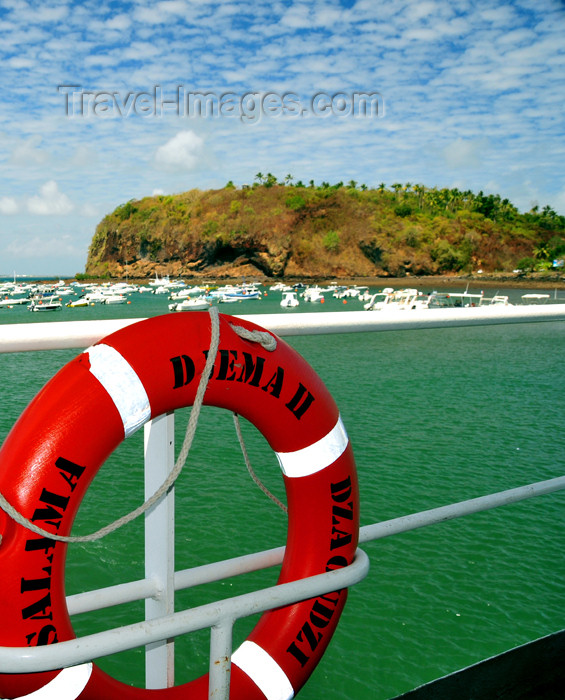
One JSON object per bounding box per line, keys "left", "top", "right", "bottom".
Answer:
{"left": 442, "top": 138, "right": 487, "bottom": 169}
{"left": 5, "top": 233, "right": 80, "bottom": 259}
{"left": 27, "top": 181, "right": 74, "bottom": 215}
{"left": 134, "top": 1, "right": 190, "bottom": 25}
{"left": 106, "top": 14, "right": 132, "bottom": 31}
{"left": 10, "top": 136, "right": 50, "bottom": 167}
{"left": 8, "top": 56, "right": 36, "bottom": 69}
{"left": 154, "top": 131, "right": 205, "bottom": 172}
{"left": 0, "top": 197, "right": 19, "bottom": 214}
{"left": 280, "top": 5, "right": 310, "bottom": 29}
{"left": 32, "top": 4, "right": 69, "bottom": 24}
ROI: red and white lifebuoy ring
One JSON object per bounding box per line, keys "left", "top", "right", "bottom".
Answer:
{"left": 0, "top": 312, "right": 358, "bottom": 699}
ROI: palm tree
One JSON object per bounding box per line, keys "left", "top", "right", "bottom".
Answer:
{"left": 542, "top": 205, "right": 557, "bottom": 219}
{"left": 413, "top": 184, "right": 425, "bottom": 210}
{"left": 534, "top": 244, "right": 550, "bottom": 261}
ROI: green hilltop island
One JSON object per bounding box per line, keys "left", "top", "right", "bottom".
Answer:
{"left": 84, "top": 176, "right": 565, "bottom": 283}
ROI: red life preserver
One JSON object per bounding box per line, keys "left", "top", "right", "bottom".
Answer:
{"left": 0, "top": 312, "right": 358, "bottom": 699}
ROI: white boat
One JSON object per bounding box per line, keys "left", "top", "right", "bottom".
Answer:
{"left": 365, "top": 288, "right": 512, "bottom": 312}
{"left": 112, "top": 283, "right": 138, "bottom": 293}
{"left": 170, "top": 286, "right": 208, "bottom": 301}
{"left": 169, "top": 296, "right": 211, "bottom": 312}
{"left": 66, "top": 298, "right": 90, "bottom": 308}
{"left": 364, "top": 288, "right": 429, "bottom": 311}
{"left": 302, "top": 287, "right": 325, "bottom": 303}
{"left": 0, "top": 297, "right": 28, "bottom": 307}
{"left": 221, "top": 287, "right": 261, "bottom": 300}
{"left": 521, "top": 293, "right": 551, "bottom": 304}
{"left": 356, "top": 286, "right": 371, "bottom": 302}
{"left": 486, "top": 295, "right": 512, "bottom": 306}
{"left": 149, "top": 273, "right": 170, "bottom": 287}
{"left": 280, "top": 291, "right": 299, "bottom": 308}
{"left": 27, "top": 297, "right": 62, "bottom": 312}
{"left": 102, "top": 294, "right": 127, "bottom": 305}
{"left": 333, "top": 286, "right": 367, "bottom": 300}
{"left": 150, "top": 274, "right": 186, "bottom": 289}
{"left": 428, "top": 292, "right": 512, "bottom": 308}
{"left": 81, "top": 291, "right": 108, "bottom": 304}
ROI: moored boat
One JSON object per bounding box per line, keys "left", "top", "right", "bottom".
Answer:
{"left": 102, "top": 294, "right": 127, "bottom": 305}
{"left": 27, "top": 296, "right": 62, "bottom": 312}
{"left": 0, "top": 297, "right": 29, "bottom": 307}
{"left": 168, "top": 295, "right": 211, "bottom": 311}
{"left": 302, "top": 286, "right": 325, "bottom": 303}
{"left": 66, "top": 297, "right": 90, "bottom": 308}
{"left": 364, "top": 288, "right": 429, "bottom": 311}
{"left": 280, "top": 290, "right": 299, "bottom": 307}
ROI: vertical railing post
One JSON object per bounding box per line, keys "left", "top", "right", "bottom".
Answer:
{"left": 208, "top": 620, "right": 234, "bottom": 699}
{"left": 144, "top": 413, "right": 176, "bottom": 688}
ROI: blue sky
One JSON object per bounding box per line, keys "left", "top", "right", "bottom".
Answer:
{"left": 1, "top": 0, "right": 564, "bottom": 276}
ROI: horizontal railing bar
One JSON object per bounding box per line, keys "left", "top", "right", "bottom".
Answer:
{"left": 0, "top": 549, "right": 369, "bottom": 673}
{"left": 67, "top": 546, "right": 286, "bottom": 616}
{"left": 67, "top": 476, "right": 564, "bottom": 616}
{"left": 67, "top": 577, "right": 160, "bottom": 616}
{"left": 2, "top": 304, "right": 565, "bottom": 353}
{"left": 359, "top": 475, "right": 565, "bottom": 543}
{"left": 237, "top": 306, "right": 565, "bottom": 335}
{"left": 0, "top": 317, "right": 144, "bottom": 353}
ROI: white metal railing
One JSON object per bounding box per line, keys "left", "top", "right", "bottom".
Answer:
{"left": 2, "top": 305, "right": 565, "bottom": 353}
{"left": 1, "top": 314, "right": 564, "bottom": 699}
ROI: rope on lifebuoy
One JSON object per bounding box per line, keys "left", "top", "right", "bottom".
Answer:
{"left": 0, "top": 310, "right": 358, "bottom": 700}
{"left": 230, "top": 323, "right": 278, "bottom": 352}
{"left": 233, "top": 412, "right": 288, "bottom": 514}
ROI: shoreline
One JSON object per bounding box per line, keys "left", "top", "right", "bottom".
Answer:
{"left": 320, "top": 274, "right": 565, "bottom": 291}
{"left": 5, "top": 272, "right": 565, "bottom": 291}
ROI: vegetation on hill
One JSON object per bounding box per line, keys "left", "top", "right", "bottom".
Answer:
{"left": 85, "top": 175, "right": 565, "bottom": 280}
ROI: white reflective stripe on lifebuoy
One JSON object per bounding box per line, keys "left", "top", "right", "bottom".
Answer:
{"left": 232, "top": 641, "right": 294, "bottom": 700}
{"left": 12, "top": 663, "right": 93, "bottom": 699}
{"left": 86, "top": 344, "right": 151, "bottom": 437}
{"left": 275, "top": 415, "right": 349, "bottom": 478}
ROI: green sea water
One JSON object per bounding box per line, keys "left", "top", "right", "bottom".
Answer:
{"left": 0, "top": 285, "right": 564, "bottom": 699}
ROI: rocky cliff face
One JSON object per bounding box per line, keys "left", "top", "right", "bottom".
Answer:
{"left": 84, "top": 184, "right": 562, "bottom": 280}
{"left": 86, "top": 186, "right": 386, "bottom": 279}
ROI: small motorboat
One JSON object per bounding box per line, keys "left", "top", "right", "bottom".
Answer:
{"left": 280, "top": 291, "right": 299, "bottom": 308}
{"left": 169, "top": 296, "right": 211, "bottom": 312}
